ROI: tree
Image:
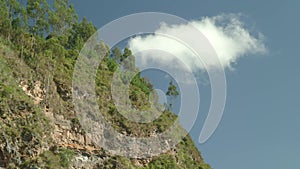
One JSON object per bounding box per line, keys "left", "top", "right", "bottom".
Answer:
{"left": 122, "top": 54, "right": 135, "bottom": 71}
{"left": 0, "top": 1, "right": 10, "bottom": 40}
{"left": 112, "top": 47, "right": 122, "bottom": 61}
{"left": 67, "top": 17, "right": 96, "bottom": 50}
{"left": 106, "top": 58, "right": 118, "bottom": 72}
{"left": 26, "top": 0, "right": 50, "bottom": 36}
{"left": 166, "top": 80, "right": 179, "bottom": 110}
{"left": 49, "top": 0, "right": 77, "bottom": 34}
{"left": 121, "top": 47, "right": 132, "bottom": 61}
{"left": 121, "top": 47, "right": 136, "bottom": 71}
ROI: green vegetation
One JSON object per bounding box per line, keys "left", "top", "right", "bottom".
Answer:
{"left": 166, "top": 80, "right": 180, "bottom": 110}
{"left": 0, "top": 0, "right": 211, "bottom": 168}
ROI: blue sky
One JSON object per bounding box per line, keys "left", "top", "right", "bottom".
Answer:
{"left": 71, "top": 0, "right": 300, "bottom": 168}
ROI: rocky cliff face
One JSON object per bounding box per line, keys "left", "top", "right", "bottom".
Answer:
{"left": 0, "top": 39, "right": 211, "bottom": 168}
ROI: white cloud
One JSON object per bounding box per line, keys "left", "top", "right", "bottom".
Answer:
{"left": 128, "top": 13, "right": 267, "bottom": 73}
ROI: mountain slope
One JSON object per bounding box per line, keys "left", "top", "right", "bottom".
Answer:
{"left": 0, "top": 1, "right": 211, "bottom": 168}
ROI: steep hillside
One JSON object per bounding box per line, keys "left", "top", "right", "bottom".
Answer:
{"left": 0, "top": 0, "right": 211, "bottom": 168}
